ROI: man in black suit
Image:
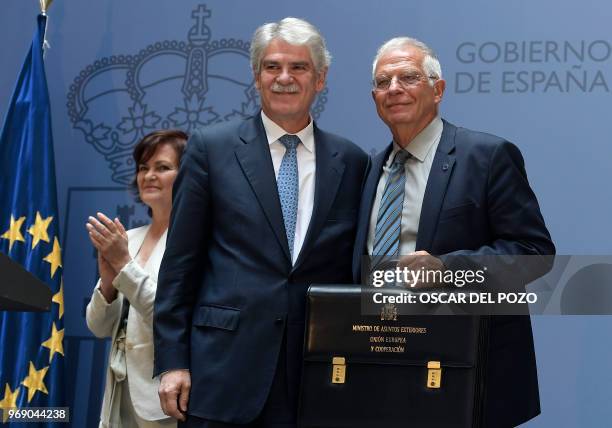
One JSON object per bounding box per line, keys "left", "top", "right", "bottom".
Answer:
{"left": 352, "top": 37, "right": 555, "bottom": 427}
{"left": 154, "top": 18, "right": 368, "bottom": 427}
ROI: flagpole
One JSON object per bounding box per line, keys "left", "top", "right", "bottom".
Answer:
{"left": 38, "top": 0, "right": 53, "bottom": 56}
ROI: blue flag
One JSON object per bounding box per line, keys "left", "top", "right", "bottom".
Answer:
{"left": 0, "top": 14, "right": 66, "bottom": 426}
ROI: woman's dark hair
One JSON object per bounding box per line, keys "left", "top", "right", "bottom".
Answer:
{"left": 131, "top": 129, "right": 188, "bottom": 210}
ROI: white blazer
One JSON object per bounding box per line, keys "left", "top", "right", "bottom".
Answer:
{"left": 86, "top": 225, "right": 171, "bottom": 425}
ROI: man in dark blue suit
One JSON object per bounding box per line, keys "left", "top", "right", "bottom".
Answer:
{"left": 353, "top": 37, "right": 555, "bottom": 427}
{"left": 153, "top": 18, "right": 368, "bottom": 427}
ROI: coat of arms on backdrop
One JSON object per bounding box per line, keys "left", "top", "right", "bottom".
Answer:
{"left": 66, "top": 4, "right": 328, "bottom": 184}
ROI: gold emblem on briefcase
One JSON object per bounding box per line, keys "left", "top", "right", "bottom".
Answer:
{"left": 380, "top": 303, "right": 398, "bottom": 321}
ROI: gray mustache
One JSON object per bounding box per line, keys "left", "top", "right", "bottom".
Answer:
{"left": 271, "top": 83, "right": 299, "bottom": 93}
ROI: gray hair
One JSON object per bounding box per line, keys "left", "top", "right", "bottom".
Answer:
{"left": 372, "top": 37, "right": 442, "bottom": 86}
{"left": 250, "top": 17, "right": 332, "bottom": 74}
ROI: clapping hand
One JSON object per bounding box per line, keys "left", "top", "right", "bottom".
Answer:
{"left": 86, "top": 213, "right": 130, "bottom": 302}
{"left": 86, "top": 212, "right": 131, "bottom": 272}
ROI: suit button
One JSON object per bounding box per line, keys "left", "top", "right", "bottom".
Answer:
{"left": 275, "top": 318, "right": 284, "bottom": 324}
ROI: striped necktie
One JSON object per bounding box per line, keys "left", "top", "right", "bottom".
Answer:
{"left": 372, "top": 149, "right": 411, "bottom": 260}
{"left": 277, "top": 134, "right": 301, "bottom": 260}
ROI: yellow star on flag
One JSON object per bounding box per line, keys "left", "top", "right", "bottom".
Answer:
{"left": 27, "top": 212, "right": 53, "bottom": 249}
{"left": 0, "top": 384, "right": 20, "bottom": 423}
{"left": 1, "top": 215, "right": 26, "bottom": 251}
{"left": 41, "top": 322, "right": 64, "bottom": 363}
{"left": 52, "top": 281, "right": 64, "bottom": 319}
{"left": 43, "top": 237, "right": 62, "bottom": 278}
{"left": 21, "top": 362, "right": 49, "bottom": 403}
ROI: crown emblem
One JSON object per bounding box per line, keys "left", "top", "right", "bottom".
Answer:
{"left": 66, "top": 4, "right": 328, "bottom": 184}
{"left": 380, "top": 302, "right": 398, "bottom": 321}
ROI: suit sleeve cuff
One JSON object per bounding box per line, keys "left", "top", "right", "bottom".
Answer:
{"left": 112, "top": 259, "right": 144, "bottom": 290}
{"left": 92, "top": 284, "right": 119, "bottom": 307}
{"left": 157, "top": 368, "right": 190, "bottom": 380}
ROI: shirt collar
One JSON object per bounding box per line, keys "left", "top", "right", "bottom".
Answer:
{"left": 392, "top": 115, "right": 443, "bottom": 163}
{"left": 261, "top": 110, "right": 315, "bottom": 153}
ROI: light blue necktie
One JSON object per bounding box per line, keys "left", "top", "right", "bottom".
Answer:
{"left": 372, "top": 149, "right": 411, "bottom": 259}
{"left": 277, "top": 134, "right": 300, "bottom": 260}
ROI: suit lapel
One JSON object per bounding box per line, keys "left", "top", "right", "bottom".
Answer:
{"left": 143, "top": 229, "right": 167, "bottom": 281}
{"left": 235, "top": 115, "right": 292, "bottom": 263}
{"left": 127, "top": 225, "right": 148, "bottom": 258}
{"left": 352, "top": 145, "right": 391, "bottom": 281}
{"left": 361, "top": 146, "right": 392, "bottom": 235}
{"left": 113, "top": 225, "right": 148, "bottom": 337}
{"left": 293, "top": 125, "right": 345, "bottom": 271}
{"left": 416, "top": 120, "right": 457, "bottom": 251}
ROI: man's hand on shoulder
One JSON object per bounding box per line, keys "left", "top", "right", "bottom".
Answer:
{"left": 159, "top": 369, "right": 191, "bottom": 421}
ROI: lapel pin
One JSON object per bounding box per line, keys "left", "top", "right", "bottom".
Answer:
{"left": 442, "top": 163, "right": 449, "bottom": 171}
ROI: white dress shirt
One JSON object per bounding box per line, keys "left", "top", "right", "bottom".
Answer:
{"left": 367, "top": 116, "right": 443, "bottom": 256}
{"left": 261, "top": 110, "right": 316, "bottom": 264}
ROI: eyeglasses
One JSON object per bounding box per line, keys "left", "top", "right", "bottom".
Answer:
{"left": 373, "top": 72, "right": 437, "bottom": 91}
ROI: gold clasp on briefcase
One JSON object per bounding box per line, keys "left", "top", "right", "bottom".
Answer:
{"left": 427, "top": 361, "right": 442, "bottom": 389}
{"left": 332, "top": 357, "right": 346, "bottom": 384}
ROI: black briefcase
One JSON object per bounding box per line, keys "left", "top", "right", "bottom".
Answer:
{"left": 298, "top": 285, "right": 489, "bottom": 428}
